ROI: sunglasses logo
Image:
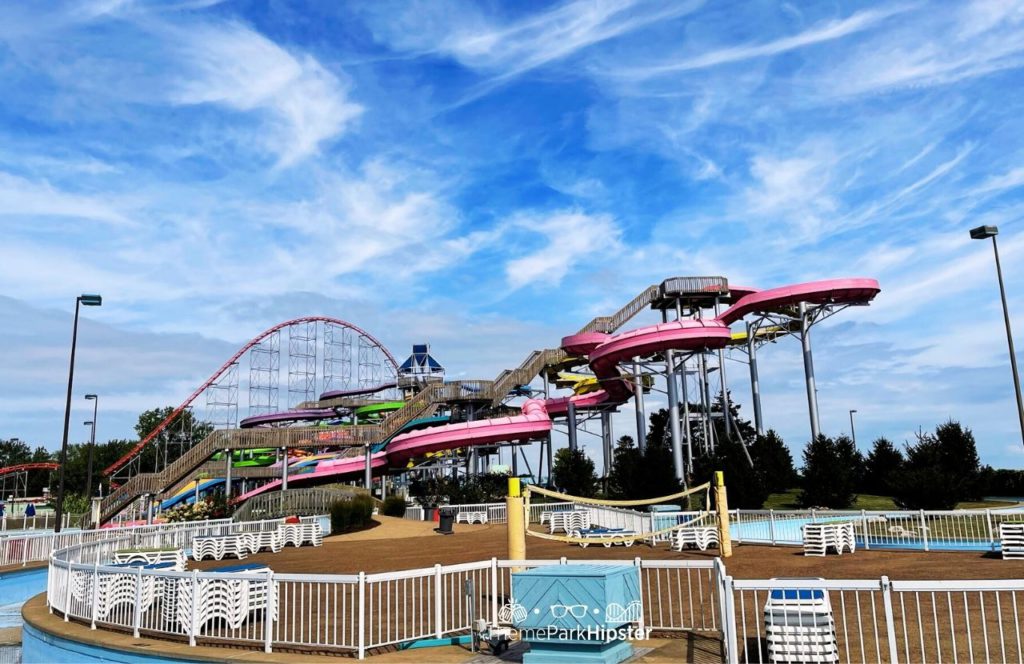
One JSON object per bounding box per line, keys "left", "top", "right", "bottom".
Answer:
{"left": 550, "top": 604, "right": 589, "bottom": 618}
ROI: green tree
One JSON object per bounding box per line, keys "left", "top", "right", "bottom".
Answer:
{"left": 135, "top": 407, "right": 214, "bottom": 472}
{"left": 0, "top": 438, "right": 32, "bottom": 467}
{"left": 607, "top": 435, "right": 643, "bottom": 499}
{"left": 552, "top": 448, "right": 598, "bottom": 497}
{"left": 863, "top": 437, "right": 903, "bottom": 496}
{"left": 893, "top": 421, "right": 981, "bottom": 509}
{"left": 749, "top": 430, "right": 797, "bottom": 493}
{"left": 692, "top": 435, "right": 769, "bottom": 508}
{"left": 798, "top": 435, "right": 863, "bottom": 508}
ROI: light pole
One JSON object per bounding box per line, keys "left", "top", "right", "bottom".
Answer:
{"left": 55, "top": 294, "right": 102, "bottom": 532}
{"left": 849, "top": 409, "right": 858, "bottom": 447}
{"left": 84, "top": 393, "right": 98, "bottom": 499}
{"left": 970, "top": 225, "right": 1024, "bottom": 449}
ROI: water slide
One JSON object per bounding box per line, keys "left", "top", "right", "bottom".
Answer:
{"left": 160, "top": 478, "right": 224, "bottom": 510}
{"left": 229, "top": 278, "right": 879, "bottom": 505}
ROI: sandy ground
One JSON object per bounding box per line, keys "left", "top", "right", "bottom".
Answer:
{"left": 192, "top": 516, "right": 1022, "bottom": 580}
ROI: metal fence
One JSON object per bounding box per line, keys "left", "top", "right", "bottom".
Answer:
{"left": 49, "top": 528, "right": 719, "bottom": 659}
{"left": 729, "top": 508, "right": 1024, "bottom": 551}
{"left": 721, "top": 575, "right": 1024, "bottom": 663}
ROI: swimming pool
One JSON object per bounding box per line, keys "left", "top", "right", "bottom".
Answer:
{"left": 731, "top": 515, "right": 1000, "bottom": 552}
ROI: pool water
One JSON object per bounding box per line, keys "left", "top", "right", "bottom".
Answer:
{"left": 732, "top": 517, "right": 999, "bottom": 552}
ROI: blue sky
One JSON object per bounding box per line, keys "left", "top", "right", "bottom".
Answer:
{"left": 1, "top": 0, "right": 1023, "bottom": 468}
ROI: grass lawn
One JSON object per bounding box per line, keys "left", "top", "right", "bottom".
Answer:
{"left": 761, "top": 489, "right": 1016, "bottom": 511}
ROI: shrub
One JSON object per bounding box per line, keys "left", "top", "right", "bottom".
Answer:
{"left": 893, "top": 421, "right": 981, "bottom": 509}
{"left": 330, "top": 495, "right": 375, "bottom": 533}
{"left": 382, "top": 496, "right": 407, "bottom": 517}
{"left": 798, "top": 435, "right": 863, "bottom": 508}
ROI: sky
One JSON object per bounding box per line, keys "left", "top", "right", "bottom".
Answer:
{"left": 1, "top": 0, "right": 1024, "bottom": 469}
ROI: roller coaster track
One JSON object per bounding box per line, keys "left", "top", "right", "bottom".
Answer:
{"left": 0, "top": 462, "right": 58, "bottom": 477}
{"left": 102, "top": 316, "right": 399, "bottom": 479}
{"left": 99, "top": 286, "right": 664, "bottom": 523}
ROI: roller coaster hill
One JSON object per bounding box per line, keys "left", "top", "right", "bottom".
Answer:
{"left": 98, "top": 276, "right": 880, "bottom": 525}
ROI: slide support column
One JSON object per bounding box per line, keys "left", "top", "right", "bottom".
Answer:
{"left": 281, "top": 448, "right": 288, "bottom": 491}
{"left": 566, "top": 401, "right": 578, "bottom": 451}
{"left": 601, "top": 410, "right": 613, "bottom": 494}
{"left": 747, "top": 321, "right": 765, "bottom": 436}
{"left": 699, "top": 352, "right": 714, "bottom": 453}
{"left": 633, "top": 361, "right": 647, "bottom": 452}
{"left": 224, "top": 449, "right": 232, "bottom": 501}
{"left": 364, "top": 444, "right": 372, "bottom": 491}
{"left": 661, "top": 309, "right": 685, "bottom": 482}
{"left": 681, "top": 358, "right": 693, "bottom": 475}
{"left": 799, "top": 302, "right": 821, "bottom": 441}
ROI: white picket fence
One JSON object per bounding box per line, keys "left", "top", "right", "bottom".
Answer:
{"left": 720, "top": 574, "right": 1024, "bottom": 663}
{"left": 729, "top": 508, "right": 1024, "bottom": 551}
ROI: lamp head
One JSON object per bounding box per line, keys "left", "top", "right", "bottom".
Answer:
{"left": 84, "top": 421, "right": 94, "bottom": 426}
{"left": 85, "top": 394, "right": 97, "bottom": 400}
{"left": 969, "top": 225, "right": 999, "bottom": 240}
{"left": 79, "top": 294, "right": 102, "bottom": 306}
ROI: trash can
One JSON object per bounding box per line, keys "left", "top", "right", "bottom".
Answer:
{"left": 435, "top": 507, "right": 456, "bottom": 535}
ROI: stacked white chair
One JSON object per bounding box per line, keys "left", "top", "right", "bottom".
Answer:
{"left": 571, "top": 527, "right": 636, "bottom": 548}
{"left": 456, "top": 511, "right": 489, "bottom": 524}
{"left": 763, "top": 581, "right": 839, "bottom": 664}
{"left": 247, "top": 529, "right": 284, "bottom": 555}
{"left": 670, "top": 527, "right": 720, "bottom": 551}
{"left": 802, "top": 523, "right": 856, "bottom": 557}
{"left": 277, "top": 522, "right": 323, "bottom": 548}
{"left": 191, "top": 534, "right": 252, "bottom": 561}
{"left": 114, "top": 548, "right": 187, "bottom": 569}
{"left": 175, "top": 564, "right": 277, "bottom": 632}
{"left": 999, "top": 522, "right": 1024, "bottom": 559}
{"left": 549, "top": 510, "right": 591, "bottom": 534}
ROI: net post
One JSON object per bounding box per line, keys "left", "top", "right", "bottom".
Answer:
{"left": 714, "top": 471, "right": 732, "bottom": 557}
{"left": 507, "top": 478, "right": 526, "bottom": 566}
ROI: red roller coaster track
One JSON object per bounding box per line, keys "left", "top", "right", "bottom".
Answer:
{"left": 0, "top": 462, "right": 58, "bottom": 477}
{"left": 102, "top": 316, "right": 399, "bottom": 478}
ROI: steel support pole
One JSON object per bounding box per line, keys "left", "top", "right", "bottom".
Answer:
{"left": 681, "top": 359, "right": 693, "bottom": 474}
{"left": 661, "top": 310, "right": 685, "bottom": 481}
{"left": 633, "top": 361, "right": 647, "bottom": 452}
{"left": 990, "top": 236, "right": 1024, "bottom": 448}
{"left": 84, "top": 396, "right": 98, "bottom": 499}
{"left": 281, "top": 447, "right": 289, "bottom": 491}
{"left": 566, "top": 401, "right": 578, "bottom": 451}
{"left": 224, "top": 449, "right": 232, "bottom": 501}
{"left": 699, "top": 352, "right": 714, "bottom": 453}
{"left": 799, "top": 302, "right": 821, "bottom": 441}
{"left": 600, "top": 410, "right": 612, "bottom": 492}
{"left": 55, "top": 298, "right": 82, "bottom": 533}
{"left": 364, "top": 444, "right": 372, "bottom": 491}
{"left": 714, "top": 300, "right": 733, "bottom": 439}
{"left": 747, "top": 321, "right": 765, "bottom": 436}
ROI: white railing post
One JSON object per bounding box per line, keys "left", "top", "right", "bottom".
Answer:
{"left": 264, "top": 570, "right": 275, "bottom": 653}
{"left": 985, "top": 509, "right": 995, "bottom": 549}
{"left": 811, "top": 509, "right": 818, "bottom": 523}
{"left": 634, "top": 557, "right": 645, "bottom": 634}
{"left": 90, "top": 561, "right": 100, "bottom": 629}
{"left": 723, "top": 574, "right": 739, "bottom": 664}
{"left": 434, "top": 564, "right": 444, "bottom": 639}
{"left": 880, "top": 576, "right": 899, "bottom": 663}
{"left": 768, "top": 510, "right": 776, "bottom": 545}
{"left": 133, "top": 566, "right": 143, "bottom": 638}
{"left": 357, "top": 572, "right": 366, "bottom": 659}
{"left": 63, "top": 561, "right": 74, "bottom": 621}
{"left": 861, "top": 509, "right": 870, "bottom": 550}
{"left": 189, "top": 570, "right": 199, "bottom": 646}
{"left": 490, "top": 558, "right": 499, "bottom": 627}
{"left": 919, "top": 510, "right": 929, "bottom": 551}
{"left": 21, "top": 537, "right": 28, "bottom": 567}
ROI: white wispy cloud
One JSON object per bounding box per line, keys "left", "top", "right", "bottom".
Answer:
{"left": 171, "top": 22, "right": 363, "bottom": 167}
{"left": 609, "top": 5, "right": 908, "bottom": 79}
{"left": 504, "top": 210, "right": 622, "bottom": 289}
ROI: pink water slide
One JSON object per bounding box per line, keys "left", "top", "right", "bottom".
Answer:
{"left": 232, "top": 278, "right": 879, "bottom": 502}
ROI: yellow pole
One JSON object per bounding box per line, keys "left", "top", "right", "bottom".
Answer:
{"left": 714, "top": 471, "right": 733, "bottom": 558}
{"left": 507, "top": 477, "right": 526, "bottom": 562}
